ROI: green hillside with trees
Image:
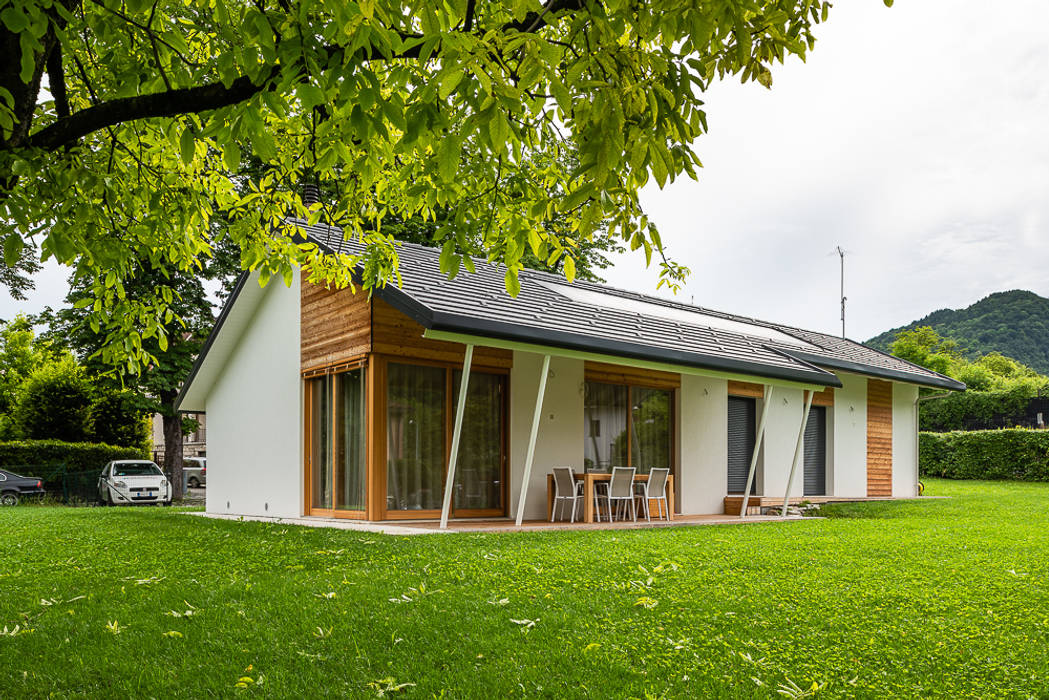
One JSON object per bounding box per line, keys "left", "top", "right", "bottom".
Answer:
{"left": 867, "top": 290, "right": 1049, "bottom": 374}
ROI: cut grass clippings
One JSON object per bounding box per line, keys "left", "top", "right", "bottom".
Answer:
{"left": 2, "top": 479, "right": 1048, "bottom": 697}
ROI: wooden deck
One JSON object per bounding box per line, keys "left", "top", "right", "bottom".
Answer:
{"left": 390, "top": 512, "right": 805, "bottom": 533}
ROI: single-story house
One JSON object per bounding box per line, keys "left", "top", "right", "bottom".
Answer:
{"left": 176, "top": 221, "right": 964, "bottom": 527}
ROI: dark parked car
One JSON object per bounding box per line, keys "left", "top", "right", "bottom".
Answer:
{"left": 0, "top": 469, "right": 46, "bottom": 506}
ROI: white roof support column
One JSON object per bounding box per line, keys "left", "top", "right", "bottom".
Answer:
{"left": 440, "top": 344, "right": 474, "bottom": 529}
{"left": 781, "top": 390, "right": 814, "bottom": 517}
{"left": 740, "top": 384, "right": 774, "bottom": 519}
{"left": 515, "top": 353, "right": 551, "bottom": 527}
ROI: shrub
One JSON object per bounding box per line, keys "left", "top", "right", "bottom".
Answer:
{"left": 88, "top": 386, "right": 151, "bottom": 450}
{"left": 920, "top": 382, "right": 1049, "bottom": 432}
{"left": 0, "top": 439, "right": 149, "bottom": 502}
{"left": 0, "top": 439, "right": 148, "bottom": 473}
{"left": 12, "top": 356, "right": 93, "bottom": 442}
{"left": 919, "top": 430, "right": 1049, "bottom": 481}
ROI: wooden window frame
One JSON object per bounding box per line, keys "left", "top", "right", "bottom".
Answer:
{"left": 374, "top": 353, "right": 510, "bottom": 521}
{"left": 303, "top": 359, "right": 368, "bottom": 520}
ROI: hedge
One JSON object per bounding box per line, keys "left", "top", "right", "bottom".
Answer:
{"left": 919, "top": 429, "right": 1049, "bottom": 481}
{"left": 920, "top": 384, "right": 1048, "bottom": 432}
{"left": 0, "top": 440, "right": 149, "bottom": 501}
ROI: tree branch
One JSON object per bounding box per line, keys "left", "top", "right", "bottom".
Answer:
{"left": 46, "top": 42, "right": 70, "bottom": 119}
{"left": 25, "top": 0, "right": 586, "bottom": 152}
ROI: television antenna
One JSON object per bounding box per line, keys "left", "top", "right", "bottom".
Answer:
{"left": 837, "top": 246, "right": 847, "bottom": 338}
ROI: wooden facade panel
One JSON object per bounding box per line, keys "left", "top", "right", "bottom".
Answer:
{"left": 811, "top": 387, "right": 835, "bottom": 407}
{"left": 371, "top": 299, "right": 512, "bottom": 368}
{"left": 301, "top": 278, "right": 372, "bottom": 372}
{"left": 727, "top": 380, "right": 764, "bottom": 398}
{"left": 866, "top": 379, "right": 893, "bottom": 496}
{"left": 584, "top": 361, "right": 681, "bottom": 389}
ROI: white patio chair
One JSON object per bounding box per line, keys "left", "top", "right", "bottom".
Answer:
{"left": 634, "top": 467, "right": 670, "bottom": 522}
{"left": 605, "top": 466, "right": 637, "bottom": 522}
{"left": 550, "top": 467, "right": 584, "bottom": 523}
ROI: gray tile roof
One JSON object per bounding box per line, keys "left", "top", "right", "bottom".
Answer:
{"left": 299, "top": 221, "right": 965, "bottom": 391}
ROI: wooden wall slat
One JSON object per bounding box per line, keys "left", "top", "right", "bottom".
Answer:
{"left": 301, "top": 278, "right": 372, "bottom": 372}
{"left": 371, "top": 299, "right": 512, "bottom": 368}
{"left": 727, "top": 380, "right": 764, "bottom": 398}
{"left": 584, "top": 361, "right": 680, "bottom": 389}
{"left": 866, "top": 379, "right": 893, "bottom": 496}
{"left": 811, "top": 386, "right": 835, "bottom": 407}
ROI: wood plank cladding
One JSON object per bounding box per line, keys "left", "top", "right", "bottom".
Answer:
{"left": 371, "top": 299, "right": 512, "bottom": 368}
{"left": 727, "top": 380, "right": 764, "bottom": 398}
{"left": 585, "top": 361, "right": 680, "bottom": 389}
{"left": 866, "top": 379, "right": 893, "bottom": 496}
{"left": 811, "top": 386, "right": 835, "bottom": 407}
{"left": 301, "top": 278, "right": 372, "bottom": 373}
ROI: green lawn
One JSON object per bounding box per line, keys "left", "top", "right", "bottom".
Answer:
{"left": 3, "top": 480, "right": 1049, "bottom": 698}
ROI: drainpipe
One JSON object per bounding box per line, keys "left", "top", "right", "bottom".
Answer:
{"left": 914, "top": 391, "right": 951, "bottom": 496}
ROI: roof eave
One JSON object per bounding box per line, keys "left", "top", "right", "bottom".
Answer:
{"left": 425, "top": 311, "right": 843, "bottom": 388}
{"left": 782, "top": 350, "right": 966, "bottom": 391}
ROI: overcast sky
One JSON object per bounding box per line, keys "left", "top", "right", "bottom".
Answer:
{"left": 3, "top": 1, "right": 1048, "bottom": 341}
{"left": 602, "top": 0, "right": 1049, "bottom": 340}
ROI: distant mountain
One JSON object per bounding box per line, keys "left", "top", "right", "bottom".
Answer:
{"left": 866, "top": 290, "right": 1049, "bottom": 374}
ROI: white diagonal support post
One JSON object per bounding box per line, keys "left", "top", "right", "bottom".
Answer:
{"left": 781, "top": 390, "right": 814, "bottom": 517}
{"left": 515, "top": 354, "right": 551, "bottom": 527}
{"left": 740, "top": 384, "right": 774, "bottom": 519}
{"left": 440, "top": 344, "right": 474, "bottom": 529}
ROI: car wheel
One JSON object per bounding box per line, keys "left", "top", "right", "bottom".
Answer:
{"left": 163, "top": 500, "right": 173, "bottom": 507}
{"left": 1, "top": 491, "right": 19, "bottom": 506}
{"left": 188, "top": 477, "right": 199, "bottom": 488}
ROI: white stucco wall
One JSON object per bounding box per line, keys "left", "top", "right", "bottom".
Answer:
{"left": 892, "top": 382, "right": 919, "bottom": 497}
{"left": 831, "top": 373, "right": 868, "bottom": 497}
{"left": 205, "top": 270, "right": 302, "bottom": 519}
{"left": 760, "top": 387, "right": 807, "bottom": 499}
{"left": 508, "top": 352, "right": 585, "bottom": 521}
{"left": 678, "top": 375, "right": 728, "bottom": 514}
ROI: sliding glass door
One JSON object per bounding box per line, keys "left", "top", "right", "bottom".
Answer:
{"left": 452, "top": 370, "right": 505, "bottom": 513}
{"left": 386, "top": 363, "right": 446, "bottom": 512}
{"left": 386, "top": 361, "right": 506, "bottom": 517}
{"left": 306, "top": 368, "right": 367, "bottom": 516}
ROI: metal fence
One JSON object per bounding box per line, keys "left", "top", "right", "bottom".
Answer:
{"left": 3, "top": 463, "right": 101, "bottom": 504}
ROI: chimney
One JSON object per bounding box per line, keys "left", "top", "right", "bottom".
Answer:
{"left": 301, "top": 183, "right": 322, "bottom": 206}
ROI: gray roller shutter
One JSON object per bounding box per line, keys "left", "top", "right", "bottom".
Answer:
{"left": 803, "top": 406, "right": 827, "bottom": 496}
{"left": 727, "top": 396, "right": 757, "bottom": 494}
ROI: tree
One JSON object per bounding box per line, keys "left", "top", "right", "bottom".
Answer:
{"left": 0, "top": 243, "right": 40, "bottom": 300}
{"left": 1, "top": 0, "right": 837, "bottom": 371}
{"left": 0, "top": 314, "right": 53, "bottom": 437}
{"left": 12, "top": 354, "right": 93, "bottom": 441}
{"left": 44, "top": 262, "right": 213, "bottom": 494}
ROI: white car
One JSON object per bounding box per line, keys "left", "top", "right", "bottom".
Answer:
{"left": 97, "top": 460, "right": 172, "bottom": 506}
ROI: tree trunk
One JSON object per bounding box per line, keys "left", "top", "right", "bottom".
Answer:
{"left": 162, "top": 407, "right": 184, "bottom": 501}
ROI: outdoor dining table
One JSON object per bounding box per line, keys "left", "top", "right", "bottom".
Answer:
{"left": 546, "top": 472, "right": 675, "bottom": 523}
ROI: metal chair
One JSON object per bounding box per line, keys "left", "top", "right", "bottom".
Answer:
{"left": 604, "top": 467, "right": 637, "bottom": 522}
{"left": 634, "top": 467, "right": 670, "bottom": 522}
{"left": 550, "top": 467, "right": 584, "bottom": 523}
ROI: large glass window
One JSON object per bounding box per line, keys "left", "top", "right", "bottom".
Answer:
{"left": 584, "top": 381, "right": 672, "bottom": 475}
{"left": 308, "top": 375, "right": 333, "bottom": 510}
{"left": 334, "top": 369, "right": 366, "bottom": 511}
{"left": 452, "top": 370, "right": 504, "bottom": 512}
{"left": 307, "top": 368, "right": 366, "bottom": 513}
{"left": 386, "top": 363, "right": 446, "bottom": 511}
{"left": 584, "top": 382, "right": 628, "bottom": 472}
{"left": 631, "top": 387, "right": 672, "bottom": 473}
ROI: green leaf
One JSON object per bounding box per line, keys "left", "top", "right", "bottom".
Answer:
{"left": 179, "top": 127, "right": 195, "bottom": 165}
{"left": 504, "top": 268, "right": 521, "bottom": 297}
{"left": 436, "top": 136, "right": 461, "bottom": 183}
{"left": 3, "top": 234, "right": 23, "bottom": 267}
{"left": 0, "top": 7, "right": 29, "bottom": 33}
{"left": 563, "top": 255, "right": 576, "bottom": 283}
{"left": 438, "top": 69, "right": 465, "bottom": 101}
